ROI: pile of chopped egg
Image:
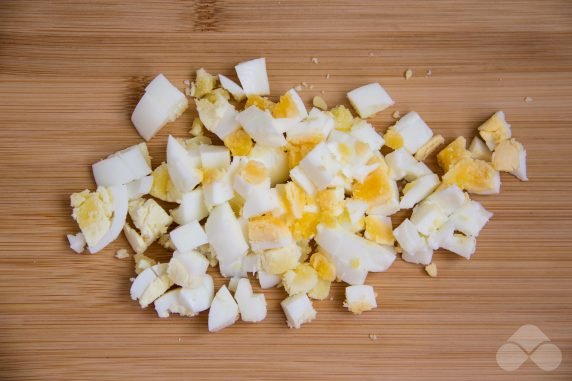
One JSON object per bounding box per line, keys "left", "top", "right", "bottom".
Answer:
{"left": 67, "top": 58, "right": 528, "bottom": 331}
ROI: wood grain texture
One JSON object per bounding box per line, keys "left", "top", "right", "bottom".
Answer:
{"left": 1, "top": 1, "right": 571, "bottom": 379}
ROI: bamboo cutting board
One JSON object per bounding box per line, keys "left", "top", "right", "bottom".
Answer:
{"left": 1, "top": 1, "right": 571, "bottom": 379}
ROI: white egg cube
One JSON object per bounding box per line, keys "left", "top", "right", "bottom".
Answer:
{"left": 286, "top": 108, "right": 333, "bottom": 141}
{"left": 441, "top": 233, "right": 477, "bottom": 259}
{"left": 235, "top": 57, "right": 270, "bottom": 96}
{"left": 344, "top": 199, "right": 369, "bottom": 228}
{"left": 218, "top": 74, "right": 246, "bottom": 101}
{"left": 145, "top": 73, "right": 188, "bottom": 117}
{"left": 126, "top": 175, "right": 153, "bottom": 200}
{"left": 350, "top": 120, "right": 384, "bottom": 151}
{"left": 67, "top": 232, "right": 86, "bottom": 254}
{"left": 199, "top": 144, "right": 231, "bottom": 170}
{"left": 205, "top": 202, "right": 249, "bottom": 263}
{"left": 166, "top": 136, "right": 202, "bottom": 193}
{"left": 391, "top": 112, "right": 434, "bottom": 154}
{"left": 208, "top": 285, "right": 240, "bottom": 332}
{"left": 170, "top": 188, "right": 209, "bottom": 225}
{"left": 450, "top": 200, "right": 493, "bottom": 237}
{"left": 234, "top": 278, "right": 267, "bottom": 323}
{"left": 179, "top": 274, "right": 215, "bottom": 313}
{"left": 242, "top": 187, "right": 281, "bottom": 218}
{"left": 347, "top": 83, "right": 394, "bottom": 118}
{"left": 281, "top": 293, "right": 317, "bottom": 329}
{"left": 468, "top": 136, "right": 492, "bottom": 161}
{"left": 299, "top": 142, "right": 341, "bottom": 190}
{"left": 169, "top": 221, "right": 208, "bottom": 253}
{"left": 130, "top": 263, "right": 173, "bottom": 308}
{"left": 393, "top": 219, "right": 429, "bottom": 254}
{"left": 236, "top": 106, "right": 287, "bottom": 147}
{"left": 399, "top": 174, "right": 440, "bottom": 209}
{"left": 88, "top": 185, "right": 129, "bottom": 254}
{"left": 242, "top": 254, "right": 260, "bottom": 275}
{"left": 289, "top": 166, "right": 317, "bottom": 196}
{"left": 248, "top": 145, "right": 290, "bottom": 186}
{"left": 410, "top": 202, "right": 448, "bottom": 236}
{"left": 154, "top": 289, "right": 196, "bottom": 318}
{"left": 167, "top": 250, "right": 209, "bottom": 288}
{"left": 92, "top": 143, "right": 152, "bottom": 187}
{"left": 344, "top": 285, "right": 377, "bottom": 314}
{"left": 385, "top": 148, "right": 432, "bottom": 181}
{"left": 425, "top": 185, "right": 467, "bottom": 215}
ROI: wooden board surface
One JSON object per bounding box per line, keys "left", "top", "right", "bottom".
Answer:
{"left": 1, "top": 1, "right": 571, "bottom": 379}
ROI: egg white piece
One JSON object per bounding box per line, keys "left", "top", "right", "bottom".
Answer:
{"left": 92, "top": 143, "right": 152, "bottom": 187}
{"left": 350, "top": 120, "right": 385, "bottom": 151}
{"left": 385, "top": 148, "right": 432, "bottom": 181}
{"left": 154, "top": 289, "right": 197, "bottom": 318}
{"left": 399, "top": 174, "right": 440, "bottom": 209}
{"left": 286, "top": 108, "right": 333, "bottom": 141}
{"left": 345, "top": 199, "right": 369, "bottom": 228}
{"left": 235, "top": 57, "right": 270, "bottom": 96}
{"left": 410, "top": 202, "right": 448, "bottom": 236}
{"left": 286, "top": 88, "right": 308, "bottom": 119}
{"left": 393, "top": 219, "right": 430, "bottom": 256}
{"left": 236, "top": 106, "right": 287, "bottom": 147}
{"left": 205, "top": 202, "right": 249, "bottom": 263}
{"left": 208, "top": 285, "right": 240, "bottom": 332}
{"left": 468, "top": 136, "right": 492, "bottom": 161}
{"left": 67, "top": 232, "right": 86, "bottom": 254}
{"left": 218, "top": 74, "right": 246, "bottom": 101}
{"left": 347, "top": 83, "right": 394, "bottom": 118}
{"left": 298, "top": 142, "right": 341, "bottom": 190}
{"left": 131, "top": 74, "right": 188, "bottom": 141}
{"left": 280, "top": 293, "right": 317, "bottom": 329}
{"left": 199, "top": 144, "right": 230, "bottom": 170}
{"left": 179, "top": 274, "right": 215, "bottom": 313}
{"left": 424, "top": 185, "right": 467, "bottom": 215}
{"left": 170, "top": 187, "right": 209, "bottom": 225}
{"left": 88, "top": 185, "right": 128, "bottom": 254}
{"left": 196, "top": 94, "right": 240, "bottom": 140}
{"left": 258, "top": 270, "right": 281, "bottom": 289}
{"left": 449, "top": 200, "right": 493, "bottom": 237}
{"left": 234, "top": 278, "right": 267, "bottom": 323}
{"left": 167, "top": 250, "right": 209, "bottom": 289}
{"left": 391, "top": 112, "right": 434, "bottom": 154}
{"left": 130, "top": 263, "right": 173, "bottom": 308}
{"left": 289, "top": 166, "right": 317, "bottom": 196}
{"left": 170, "top": 221, "right": 209, "bottom": 254}
{"left": 241, "top": 254, "right": 260, "bottom": 275}
{"left": 126, "top": 175, "right": 153, "bottom": 200}
{"left": 166, "top": 136, "right": 202, "bottom": 193}
{"left": 344, "top": 285, "right": 377, "bottom": 314}
{"left": 248, "top": 145, "right": 290, "bottom": 186}
{"left": 441, "top": 233, "right": 477, "bottom": 259}
{"left": 203, "top": 173, "right": 234, "bottom": 209}
{"left": 242, "top": 187, "right": 281, "bottom": 218}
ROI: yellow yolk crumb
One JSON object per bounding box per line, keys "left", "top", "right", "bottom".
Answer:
{"left": 133, "top": 252, "right": 157, "bottom": 275}
{"left": 492, "top": 138, "right": 523, "bottom": 172}
{"left": 478, "top": 111, "right": 511, "bottom": 149}
{"left": 223, "top": 128, "right": 253, "bottom": 156}
{"left": 290, "top": 212, "right": 320, "bottom": 240}
{"left": 441, "top": 158, "right": 499, "bottom": 194}
{"left": 425, "top": 263, "right": 438, "bottom": 277}
{"left": 344, "top": 299, "right": 376, "bottom": 315}
{"left": 316, "top": 188, "right": 344, "bottom": 227}
{"left": 239, "top": 160, "right": 268, "bottom": 184}
{"left": 202, "top": 168, "right": 224, "bottom": 185}
{"left": 193, "top": 68, "right": 217, "bottom": 98}
{"left": 328, "top": 105, "right": 354, "bottom": 131}
{"left": 70, "top": 187, "right": 113, "bottom": 247}
{"left": 190, "top": 117, "right": 204, "bottom": 136}
{"left": 228, "top": 194, "right": 245, "bottom": 216}
{"left": 284, "top": 181, "right": 307, "bottom": 219}
{"left": 308, "top": 278, "right": 331, "bottom": 300}
{"left": 150, "top": 162, "right": 183, "bottom": 203}
{"left": 282, "top": 263, "right": 319, "bottom": 296}
{"left": 437, "top": 136, "right": 472, "bottom": 171}
{"left": 248, "top": 215, "right": 291, "bottom": 244}
{"left": 364, "top": 216, "right": 395, "bottom": 246}
{"left": 245, "top": 95, "right": 275, "bottom": 111}
{"left": 286, "top": 134, "right": 324, "bottom": 169}
{"left": 384, "top": 128, "right": 404, "bottom": 150}
{"left": 312, "top": 96, "right": 328, "bottom": 111}
{"left": 415, "top": 134, "right": 445, "bottom": 161}
{"left": 309, "top": 252, "right": 336, "bottom": 281}
{"left": 261, "top": 244, "right": 301, "bottom": 275}
{"left": 272, "top": 92, "right": 299, "bottom": 118}
{"left": 352, "top": 167, "right": 393, "bottom": 205}
{"left": 204, "top": 88, "right": 231, "bottom": 103}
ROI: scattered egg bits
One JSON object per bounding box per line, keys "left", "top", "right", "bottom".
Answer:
{"left": 67, "top": 57, "right": 528, "bottom": 331}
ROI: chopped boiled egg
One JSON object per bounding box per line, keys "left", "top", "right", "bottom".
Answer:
{"left": 234, "top": 278, "right": 267, "bottom": 323}
{"left": 67, "top": 232, "right": 86, "bottom": 254}
{"left": 223, "top": 128, "right": 253, "bottom": 156}
{"left": 309, "top": 251, "right": 336, "bottom": 281}
{"left": 179, "top": 274, "right": 215, "bottom": 314}
{"left": 133, "top": 252, "right": 157, "bottom": 274}
{"left": 128, "top": 198, "right": 173, "bottom": 242}
{"left": 154, "top": 289, "right": 197, "bottom": 318}
{"left": 350, "top": 119, "right": 384, "bottom": 152}
{"left": 468, "top": 136, "right": 492, "bottom": 161}
{"left": 70, "top": 185, "right": 128, "bottom": 254}
{"left": 384, "top": 112, "right": 433, "bottom": 154}
{"left": 347, "top": 83, "right": 394, "bottom": 118}
{"left": 248, "top": 145, "right": 290, "bottom": 186}
{"left": 273, "top": 89, "right": 308, "bottom": 120}
{"left": 170, "top": 187, "right": 209, "bottom": 225}
{"left": 236, "top": 106, "right": 287, "bottom": 147}
{"left": 414, "top": 134, "right": 444, "bottom": 161}
{"left": 199, "top": 144, "right": 231, "bottom": 170}
{"left": 130, "top": 263, "right": 173, "bottom": 308}
{"left": 385, "top": 148, "right": 432, "bottom": 181}
{"left": 441, "top": 158, "right": 500, "bottom": 195}
{"left": 248, "top": 214, "right": 293, "bottom": 252}
{"left": 399, "top": 174, "right": 440, "bottom": 209}
{"left": 364, "top": 215, "right": 395, "bottom": 246}
{"left": 131, "top": 74, "right": 189, "bottom": 141}
{"left": 169, "top": 220, "right": 208, "bottom": 253}
{"left": 261, "top": 243, "right": 301, "bottom": 275}
{"left": 233, "top": 160, "right": 270, "bottom": 199}
{"left": 235, "top": 57, "right": 270, "bottom": 96}
{"left": 344, "top": 285, "right": 377, "bottom": 314}
{"left": 328, "top": 105, "right": 354, "bottom": 132}
{"left": 195, "top": 91, "right": 240, "bottom": 140}
{"left": 166, "top": 135, "right": 203, "bottom": 193}
{"left": 492, "top": 138, "right": 528, "bottom": 181}
{"left": 478, "top": 111, "right": 512, "bottom": 150}
{"left": 202, "top": 168, "right": 234, "bottom": 208}
{"left": 352, "top": 165, "right": 399, "bottom": 216}
{"left": 437, "top": 136, "right": 472, "bottom": 172}
{"left": 192, "top": 68, "right": 217, "bottom": 98}
{"left": 280, "top": 293, "right": 317, "bottom": 328}
{"left": 449, "top": 200, "right": 493, "bottom": 237}
{"left": 167, "top": 250, "right": 209, "bottom": 288}
{"left": 208, "top": 285, "right": 240, "bottom": 332}
{"left": 282, "top": 263, "right": 319, "bottom": 296}
{"left": 287, "top": 108, "right": 333, "bottom": 141}
{"left": 308, "top": 278, "right": 331, "bottom": 300}
{"left": 92, "top": 143, "right": 152, "bottom": 187}
{"left": 123, "top": 223, "right": 153, "bottom": 254}
{"left": 149, "top": 162, "right": 183, "bottom": 203}
{"left": 126, "top": 175, "right": 153, "bottom": 200}
{"left": 393, "top": 219, "right": 433, "bottom": 265}
{"left": 218, "top": 74, "right": 245, "bottom": 101}
{"left": 242, "top": 187, "right": 281, "bottom": 218}
{"left": 258, "top": 270, "right": 281, "bottom": 289}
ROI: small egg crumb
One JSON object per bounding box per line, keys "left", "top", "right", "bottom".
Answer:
{"left": 115, "top": 249, "right": 129, "bottom": 259}
{"left": 369, "top": 334, "right": 378, "bottom": 341}
{"left": 311, "top": 57, "right": 319, "bottom": 64}
{"left": 294, "top": 85, "right": 303, "bottom": 91}
{"left": 425, "top": 263, "right": 438, "bottom": 277}
{"left": 326, "top": 73, "right": 331, "bottom": 79}
{"left": 404, "top": 68, "right": 413, "bottom": 80}
{"left": 425, "top": 69, "right": 432, "bottom": 77}
{"left": 392, "top": 110, "right": 401, "bottom": 119}
{"left": 312, "top": 96, "right": 328, "bottom": 111}
{"left": 190, "top": 117, "right": 204, "bottom": 136}
{"left": 415, "top": 134, "right": 445, "bottom": 161}
{"left": 524, "top": 96, "right": 533, "bottom": 103}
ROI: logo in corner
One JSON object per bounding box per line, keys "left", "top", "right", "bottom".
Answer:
{"left": 497, "top": 324, "right": 562, "bottom": 371}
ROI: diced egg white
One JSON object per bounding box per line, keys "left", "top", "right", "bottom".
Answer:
{"left": 347, "top": 83, "right": 394, "bottom": 118}
{"left": 154, "top": 289, "right": 196, "bottom": 318}
{"left": 85, "top": 185, "right": 128, "bottom": 254}
{"left": 385, "top": 148, "right": 432, "bottom": 181}
{"left": 218, "top": 74, "right": 246, "bottom": 101}
{"left": 289, "top": 166, "right": 317, "bottom": 196}
{"left": 248, "top": 145, "right": 290, "bottom": 186}
{"left": 242, "top": 187, "right": 280, "bottom": 218}
{"left": 286, "top": 108, "right": 333, "bottom": 141}
{"left": 468, "top": 136, "right": 492, "bottom": 161}
{"left": 199, "top": 144, "right": 231, "bottom": 170}
{"left": 449, "top": 200, "right": 493, "bottom": 237}
{"left": 208, "top": 285, "right": 240, "bottom": 332}
{"left": 281, "top": 293, "right": 317, "bottom": 329}
{"left": 205, "top": 202, "right": 249, "bottom": 263}
{"left": 492, "top": 138, "right": 528, "bottom": 181}
{"left": 235, "top": 57, "right": 270, "bottom": 96}
{"left": 478, "top": 111, "right": 512, "bottom": 151}
{"left": 298, "top": 142, "right": 341, "bottom": 190}
{"left": 126, "top": 175, "right": 153, "bottom": 200}
{"left": 167, "top": 250, "right": 209, "bottom": 288}
{"left": 399, "top": 174, "right": 440, "bottom": 209}
{"left": 179, "top": 274, "right": 215, "bottom": 313}
{"left": 130, "top": 263, "right": 173, "bottom": 308}
{"left": 258, "top": 270, "right": 282, "bottom": 289}
{"left": 92, "top": 143, "right": 152, "bottom": 187}
{"left": 393, "top": 219, "right": 433, "bottom": 265}
{"left": 350, "top": 119, "right": 385, "bottom": 151}
{"left": 169, "top": 221, "right": 209, "bottom": 253}
{"left": 236, "top": 106, "right": 287, "bottom": 147}
{"left": 234, "top": 278, "right": 267, "bottom": 323}
{"left": 386, "top": 112, "right": 433, "bottom": 154}
{"left": 166, "top": 135, "right": 202, "bottom": 193}
{"left": 170, "top": 187, "right": 209, "bottom": 225}
{"left": 344, "top": 285, "right": 377, "bottom": 314}
{"left": 67, "top": 232, "right": 86, "bottom": 254}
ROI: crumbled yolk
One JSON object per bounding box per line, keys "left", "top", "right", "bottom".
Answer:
{"left": 284, "top": 181, "right": 306, "bottom": 219}
{"left": 478, "top": 111, "right": 511, "bottom": 149}
{"left": 202, "top": 168, "right": 225, "bottom": 185}
{"left": 437, "top": 136, "right": 471, "bottom": 171}
{"left": 364, "top": 216, "right": 394, "bottom": 245}
{"left": 272, "top": 92, "right": 299, "bottom": 118}
{"left": 248, "top": 214, "right": 291, "bottom": 243}
{"left": 328, "top": 105, "right": 354, "bottom": 131}
{"left": 308, "top": 278, "right": 331, "bottom": 300}
{"left": 71, "top": 187, "right": 113, "bottom": 246}
{"left": 149, "top": 162, "right": 182, "bottom": 203}
{"left": 316, "top": 188, "right": 344, "bottom": 227}
{"left": 441, "top": 158, "right": 498, "bottom": 194}
{"left": 344, "top": 299, "right": 376, "bottom": 315}
{"left": 384, "top": 128, "right": 404, "bottom": 150}
{"left": 245, "top": 95, "right": 275, "bottom": 111}
{"left": 190, "top": 117, "right": 204, "bottom": 136}
{"left": 204, "top": 88, "right": 230, "bottom": 103}
{"left": 312, "top": 96, "right": 328, "bottom": 111}
{"left": 228, "top": 194, "right": 245, "bottom": 216}
{"left": 309, "top": 252, "right": 336, "bottom": 281}
{"left": 286, "top": 134, "right": 324, "bottom": 169}
{"left": 281, "top": 263, "right": 319, "bottom": 296}
{"left": 193, "top": 68, "right": 217, "bottom": 98}
{"left": 492, "top": 138, "right": 522, "bottom": 172}
{"left": 415, "top": 134, "right": 445, "bottom": 161}
{"left": 223, "top": 128, "right": 253, "bottom": 156}
{"left": 239, "top": 160, "right": 268, "bottom": 184}
{"left": 261, "top": 244, "right": 301, "bottom": 275}
{"left": 290, "top": 212, "right": 320, "bottom": 240}
{"left": 352, "top": 167, "right": 393, "bottom": 204}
